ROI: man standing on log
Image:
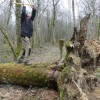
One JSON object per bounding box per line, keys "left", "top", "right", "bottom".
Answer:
{"left": 18, "top": 5, "right": 36, "bottom": 65}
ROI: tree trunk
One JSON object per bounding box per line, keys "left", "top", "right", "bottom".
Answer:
{"left": 52, "top": 3, "right": 56, "bottom": 44}
{"left": 0, "top": 27, "right": 17, "bottom": 58}
{"left": 97, "top": 18, "right": 100, "bottom": 40}
{"left": 72, "top": 0, "right": 75, "bottom": 27}
{"left": 0, "top": 63, "right": 56, "bottom": 87}
{"left": 15, "top": 0, "right": 21, "bottom": 57}
{"left": 52, "top": 0, "right": 60, "bottom": 44}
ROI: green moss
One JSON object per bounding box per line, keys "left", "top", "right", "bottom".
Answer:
{"left": 59, "top": 89, "right": 65, "bottom": 100}
{"left": 31, "top": 62, "right": 53, "bottom": 68}
{"left": 65, "top": 41, "right": 75, "bottom": 55}
{"left": 65, "top": 41, "right": 72, "bottom": 48}
{"left": 61, "top": 67, "right": 71, "bottom": 81}
{"left": 0, "top": 63, "right": 50, "bottom": 87}
{"left": 0, "top": 62, "right": 54, "bottom": 69}
{"left": 57, "top": 66, "right": 71, "bottom": 100}
{"left": 59, "top": 39, "right": 65, "bottom": 47}
{"left": 57, "top": 66, "right": 71, "bottom": 86}
{"left": 59, "top": 39, "right": 65, "bottom": 59}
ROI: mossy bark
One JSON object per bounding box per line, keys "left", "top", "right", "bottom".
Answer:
{"left": 57, "top": 14, "right": 100, "bottom": 100}
{"left": 59, "top": 39, "right": 65, "bottom": 60}
{"left": 15, "top": 0, "right": 22, "bottom": 57}
{"left": 0, "top": 27, "right": 17, "bottom": 58}
{"left": 0, "top": 63, "right": 52, "bottom": 87}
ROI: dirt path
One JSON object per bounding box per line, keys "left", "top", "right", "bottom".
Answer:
{"left": 0, "top": 85, "right": 59, "bottom": 100}
{"left": 30, "top": 45, "right": 60, "bottom": 63}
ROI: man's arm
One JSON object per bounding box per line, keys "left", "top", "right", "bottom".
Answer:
{"left": 21, "top": 6, "right": 26, "bottom": 23}
{"left": 31, "top": 6, "right": 36, "bottom": 21}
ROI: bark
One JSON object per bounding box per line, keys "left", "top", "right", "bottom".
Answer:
{"left": 72, "top": 0, "right": 76, "bottom": 27}
{"left": 81, "top": 40, "right": 100, "bottom": 68}
{"left": 0, "top": 63, "right": 55, "bottom": 87}
{"left": 97, "top": 18, "right": 100, "bottom": 40}
{"left": 59, "top": 39, "right": 65, "bottom": 60}
{"left": 52, "top": 0, "right": 56, "bottom": 44}
{"left": 52, "top": 0, "right": 60, "bottom": 44}
{"left": 15, "top": 0, "right": 21, "bottom": 57}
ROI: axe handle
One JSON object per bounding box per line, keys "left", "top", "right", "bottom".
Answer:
{"left": 12, "top": 2, "right": 33, "bottom": 6}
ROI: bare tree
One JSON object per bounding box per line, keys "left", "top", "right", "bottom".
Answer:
{"left": 72, "top": 0, "right": 75, "bottom": 27}
{"left": 52, "top": 0, "right": 60, "bottom": 44}
{"left": 15, "top": 0, "right": 21, "bottom": 57}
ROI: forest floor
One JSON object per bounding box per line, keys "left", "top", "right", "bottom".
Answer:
{"left": 30, "top": 44, "right": 60, "bottom": 63}
{"left": 0, "top": 44, "right": 60, "bottom": 100}
{"left": 0, "top": 85, "right": 59, "bottom": 100}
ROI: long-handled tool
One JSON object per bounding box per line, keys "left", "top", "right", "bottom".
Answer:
{"left": 12, "top": 2, "right": 34, "bottom": 6}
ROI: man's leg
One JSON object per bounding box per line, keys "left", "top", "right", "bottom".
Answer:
{"left": 17, "top": 37, "right": 25, "bottom": 63}
{"left": 24, "top": 37, "right": 31, "bottom": 65}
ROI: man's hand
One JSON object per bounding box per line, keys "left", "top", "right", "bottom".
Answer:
{"left": 31, "top": 5, "right": 35, "bottom": 9}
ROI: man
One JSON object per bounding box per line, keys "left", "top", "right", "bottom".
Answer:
{"left": 18, "top": 5, "right": 36, "bottom": 65}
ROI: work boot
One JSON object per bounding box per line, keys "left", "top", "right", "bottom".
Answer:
{"left": 17, "top": 49, "right": 25, "bottom": 64}
{"left": 24, "top": 60, "right": 32, "bottom": 66}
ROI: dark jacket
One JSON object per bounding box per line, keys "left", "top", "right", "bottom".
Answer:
{"left": 21, "top": 6, "right": 36, "bottom": 38}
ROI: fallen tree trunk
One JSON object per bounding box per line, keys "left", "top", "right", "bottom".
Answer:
{"left": 0, "top": 63, "right": 56, "bottom": 87}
